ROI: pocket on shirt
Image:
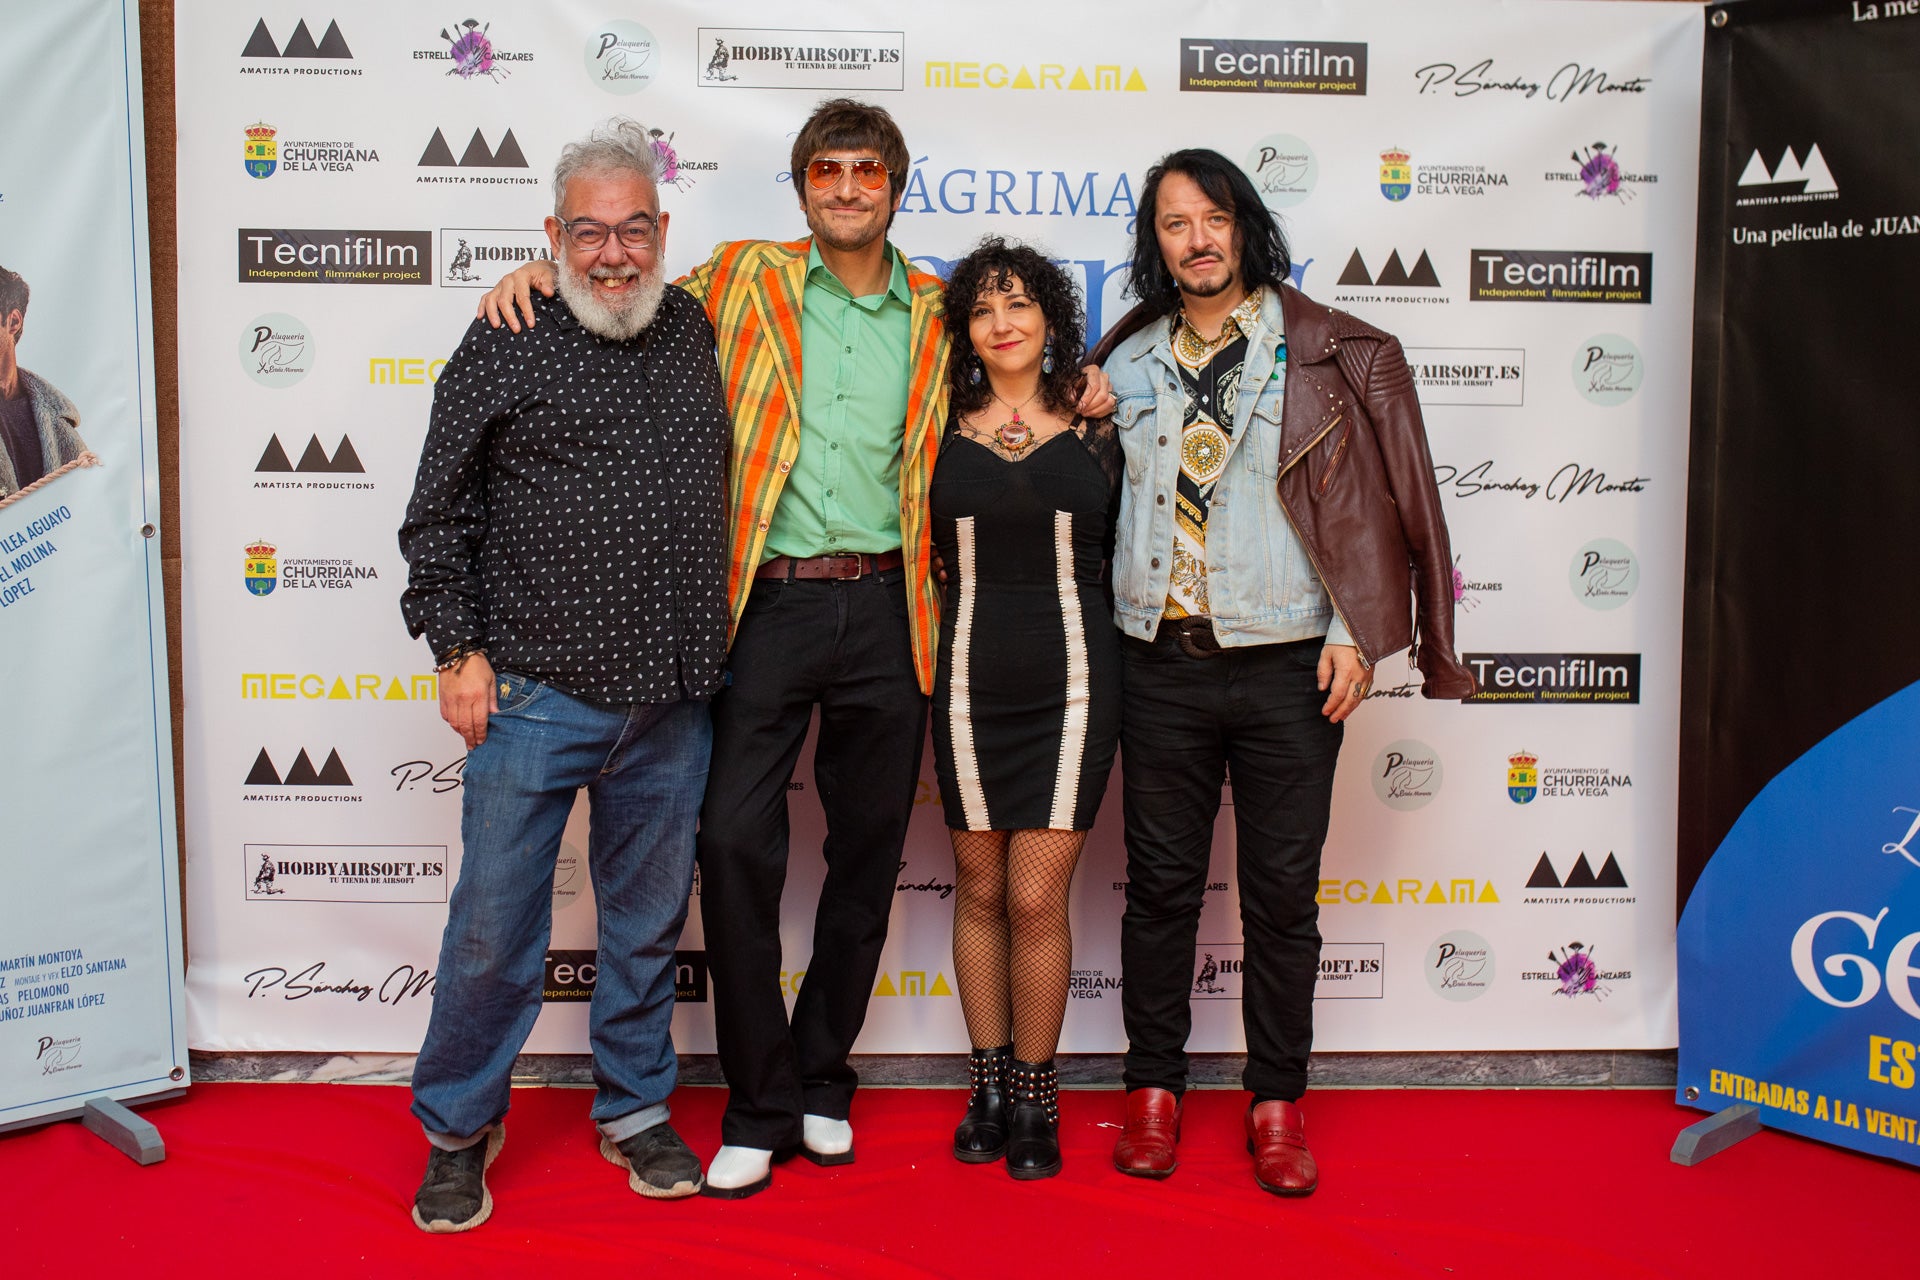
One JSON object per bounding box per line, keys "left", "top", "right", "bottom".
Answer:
{"left": 1243, "top": 392, "right": 1286, "bottom": 479}
{"left": 1113, "top": 394, "right": 1154, "bottom": 485}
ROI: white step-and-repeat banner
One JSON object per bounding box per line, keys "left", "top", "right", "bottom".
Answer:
{"left": 179, "top": 0, "right": 1702, "bottom": 1054}
{"left": 1, "top": 0, "right": 186, "bottom": 1130}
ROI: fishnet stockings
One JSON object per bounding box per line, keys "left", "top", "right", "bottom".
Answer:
{"left": 949, "top": 828, "right": 1088, "bottom": 1061}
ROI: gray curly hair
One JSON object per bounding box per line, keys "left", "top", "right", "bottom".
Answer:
{"left": 552, "top": 117, "right": 665, "bottom": 216}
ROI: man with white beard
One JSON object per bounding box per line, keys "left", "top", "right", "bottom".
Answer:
{"left": 397, "top": 118, "right": 731, "bottom": 1232}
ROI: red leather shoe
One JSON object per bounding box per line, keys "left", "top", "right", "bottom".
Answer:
{"left": 1246, "top": 1100, "right": 1318, "bottom": 1196}
{"left": 1112, "top": 1087, "right": 1180, "bottom": 1178}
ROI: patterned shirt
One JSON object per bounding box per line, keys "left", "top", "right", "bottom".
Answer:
{"left": 398, "top": 287, "right": 731, "bottom": 704}
{"left": 1164, "top": 290, "right": 1274, "bottom": 620}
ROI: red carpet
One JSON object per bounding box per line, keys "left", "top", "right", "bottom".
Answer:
{"left": 1, "top": 1083, "right": 1905, "bottom": 1277}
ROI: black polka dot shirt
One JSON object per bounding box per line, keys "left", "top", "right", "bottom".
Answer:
{"left": 399, "top": 286, "right": 729, "bottom": 705}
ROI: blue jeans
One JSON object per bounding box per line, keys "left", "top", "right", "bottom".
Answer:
{"left": 411, "top": 672, "right": 711, "bottom": 1148}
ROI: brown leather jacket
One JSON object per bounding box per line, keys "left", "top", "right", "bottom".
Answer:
{"left": 1092, "top": 286, "right": 1476, "bottom": 699}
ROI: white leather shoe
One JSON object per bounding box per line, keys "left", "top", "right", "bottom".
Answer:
{"left": 802, "top": 1113, "right": 854, "bottom": 1166}
{"left": 700, "top": 1145, "right": 773, "bottom": 1199}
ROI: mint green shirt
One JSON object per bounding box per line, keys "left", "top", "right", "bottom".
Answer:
{"left": 762, "top": 242, "right": 913, "bottom": 561}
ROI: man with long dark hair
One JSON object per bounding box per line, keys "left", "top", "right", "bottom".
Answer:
{"left": 1100, "top": 148, "right": 1475, "bottom": 1194}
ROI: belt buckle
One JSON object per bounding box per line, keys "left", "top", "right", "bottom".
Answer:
{"left": 828, "top": 551, "right": 865, "bottom": 579}
{"left": 1174, "top": 618, "right": 1219, "bottom": 660}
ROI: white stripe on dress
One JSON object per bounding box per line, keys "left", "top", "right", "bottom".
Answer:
{"left": 1049, "top": 509, "right": 1091, "bottom": 831}
{"left": 950, "top": 516, "right": 991, "bottom": 830}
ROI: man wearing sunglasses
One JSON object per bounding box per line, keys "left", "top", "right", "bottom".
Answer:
{"left": 481, "top": 98, "right": 1111, "bottom": 1198}
{"left": 401, "top": 119, "right": 730, "bottom": 1230}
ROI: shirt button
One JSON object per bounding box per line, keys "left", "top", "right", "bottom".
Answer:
{"left": 758, "top": 520, "right": 769, "bottom": 531}
{"left": 1159, "top": 436, "right": 1168, "bottom": 446}
{"left": 845, "top": 346, "right": 853, "bottom": 354}
{"left": 1151, "top": 557, "right": 1161, "bottom": 569}
{"left": 826, "top": 489, "right": 835, "bottom": 497}
{"left": 1156, "top": 494, "right": 1166, "bottom": 505}
{"left": 778, "top": 461, "right": 791, "bottom": 473}
{"left": 836, "top": 393, "right": 845, "bottom": 401}
{"left": 830, "top": 442, "right": 840, "bottom": 451}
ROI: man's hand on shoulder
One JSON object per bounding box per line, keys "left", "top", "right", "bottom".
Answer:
{"left": 478, "top": 262, "right": 559, "bottom": 333}
{"left": 439, "top": 652, "right": 499, "bottom": 749}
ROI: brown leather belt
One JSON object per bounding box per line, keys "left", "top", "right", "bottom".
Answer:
{"left": 1164, "top": 615, "right": 1223, "bottom": 659}
{"left": 755, "top": 549, "right": 904, "bottom": 581}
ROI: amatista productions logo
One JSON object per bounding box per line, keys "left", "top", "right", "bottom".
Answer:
{"left": 417, "top": 128, "right": 535, "bottom": 184}
{"left": 584, "top": 19, "right": 659, "bottom": 94}
{"left": 1736, "top": 144, "right": 1838, "bottom": 207}
{"left": 1570, "top": 537, "right": 1639, "bottom": 610}
{"left": 239, "top": 314, "right": 313, "bottom": 387}
{"left": 1545, "top": 141, "right": 1656, "bottom": 203}
{"left": 701, "top": 28, "right": 904, "bottom": 90}
{"left": 442, "top": 228, "right": 550, "bottom": 286}
{"left": 240, "top": 17, "right": 357, "bottom": 74}
{"left": 1463, "top": 653, "right": 1641, "bottom": 704}
{"left": 1525, "top": 853, "right": 1632, "bottom": 900}
{"left": 245, "top": 844, "right": 446, "bottom": 903}
{"left": 924, "top": 57, "right": 1144, "bottom": 93}
{"left": 414, "top": 19, "right": 533, "bottom": 81}
{"left": 242, "top": 747, "right": 356, "bottom": 802}
{"left": 1180, "top": 38, "right": 1367, "bottom": 95}
{"left": 242, "top": 122, "right": 379, "bottom": 178}
{"left": 1469, "top": 249, "right": 1652, "bottom": 304}
{"left": 1404, "top": 347, "right": 1524, "bottom": 406}
{"left": 238, "top": 230, "right": 431, "bottom": 286}
{"left": 254, "top": 434, "right": 369, "bottom": 489}
{"left": 1332, "top": 248, "right": 1446, "bottom": 305}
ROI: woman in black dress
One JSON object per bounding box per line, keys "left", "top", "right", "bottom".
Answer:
{"left": 931, "top": 238, "right": 1120, "bottom": 1179}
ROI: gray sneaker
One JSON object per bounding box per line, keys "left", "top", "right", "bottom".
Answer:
{"left": 411, "top": 1126, "right": 506, "bottom": 1233}
{"left": 600, "top": 1122, "right": 704, "bottom": 1199}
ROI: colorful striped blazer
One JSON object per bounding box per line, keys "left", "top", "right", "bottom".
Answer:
{"left": 681, "top": 237, "right": 950, "bottom": 695}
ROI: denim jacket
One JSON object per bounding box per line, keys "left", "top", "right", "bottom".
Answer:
{"left": 1106, "top": 287, "right": 1352, "bottom": 649}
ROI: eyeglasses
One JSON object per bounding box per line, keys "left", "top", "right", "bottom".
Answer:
{"left": 804, "top": 157, "right": 890, "bottom": 191}
{"left": 559, "top": 216, "right": 657, "bottom": 250}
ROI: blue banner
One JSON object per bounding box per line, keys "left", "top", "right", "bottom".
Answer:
{"left": 1678, "top": 681, "right": 1920, "bottom": 1166}
{"left": 0, "top": 0, "right": 186, "bottom": 1130}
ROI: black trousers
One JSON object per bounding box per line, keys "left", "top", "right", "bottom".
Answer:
{"left": 697, "top": 568, "right": 928, "bottom": 1149}
{"left": 1118, "top": 633, "right": 1343, "bottom": 1103}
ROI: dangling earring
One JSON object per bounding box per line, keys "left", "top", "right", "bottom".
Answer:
{"left": 1041, "top": 335, "right": 1055, "bottom": 376}
{"left": 968, "top": 355, "right": 983, "bottom": 386}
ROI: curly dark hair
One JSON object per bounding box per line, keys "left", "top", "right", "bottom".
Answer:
{"left": 1127, "top": 148, "right": 1293, "bottom": 318}
{"left": 943, "top": 236, "right": 1085, "bottom": 419}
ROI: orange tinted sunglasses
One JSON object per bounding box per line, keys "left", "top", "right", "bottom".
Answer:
{"left": 805, "top": 157, "right": 890, "bottom": 190}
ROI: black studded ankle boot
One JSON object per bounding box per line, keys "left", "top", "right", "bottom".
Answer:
{"left": 953, "top": 1045, "right": 1012, "bottom": 1163}
{"left": 1005, "top": 1058, "right": 1061, "bottom": 1180}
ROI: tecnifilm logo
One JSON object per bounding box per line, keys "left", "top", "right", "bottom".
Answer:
{"left": 239, "top": 313, "right": 314, "bottom": 387}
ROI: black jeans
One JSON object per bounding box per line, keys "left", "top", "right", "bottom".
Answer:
{"left": 1118, "top": 633, "right": 1343, "bottom": 1103}
{"left": 697, "top": 568, "right": 928, "bottom": 1149}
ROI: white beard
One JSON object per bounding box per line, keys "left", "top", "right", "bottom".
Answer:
{"left": 555, "top": 257, "right": 666, "bottom": 341}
